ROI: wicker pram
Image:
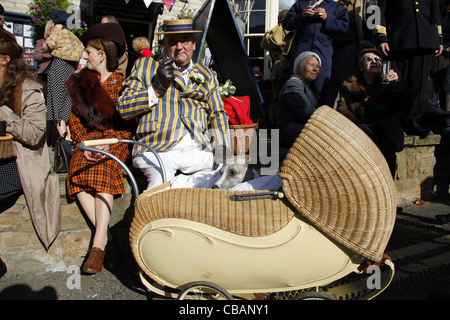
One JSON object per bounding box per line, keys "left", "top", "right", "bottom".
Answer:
{"left": 78, "top": 106, "right": 396, "bottom": 299}
{"left": 127, "top": 106, "right": 396, "bottom": 299}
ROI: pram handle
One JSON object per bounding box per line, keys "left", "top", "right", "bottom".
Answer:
{"left": 80, "top": 138, "right": 119, "bottom": 147}
{"left": 76, "top": 139, "right": 167, "bottom": 200}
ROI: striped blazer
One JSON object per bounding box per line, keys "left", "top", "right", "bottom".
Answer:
{"left": 117, "top": 57, "right": 230, "bottom": 156}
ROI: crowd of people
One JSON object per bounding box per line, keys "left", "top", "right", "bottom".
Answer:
{"left": 270, "top": 0, "right": 450, "bottom": 174}
{"left": 1, "top": 0, "right": 450, "bottom": 277}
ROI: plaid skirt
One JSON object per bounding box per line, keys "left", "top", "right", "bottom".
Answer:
{"left": 66, "top": 141, "right": 130, "bottom": 200}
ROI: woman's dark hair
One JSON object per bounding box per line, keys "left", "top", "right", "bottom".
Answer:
{"left": 0, "top": 29, "right": 35, "bottom": 116}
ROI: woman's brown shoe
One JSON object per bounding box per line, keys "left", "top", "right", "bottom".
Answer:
{"left": 82, "top": 247, "right": 105, "bottom": 274}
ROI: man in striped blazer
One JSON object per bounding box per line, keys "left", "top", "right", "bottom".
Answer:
{"left": 118, "top": 19, "right": 231, "bottom": 190}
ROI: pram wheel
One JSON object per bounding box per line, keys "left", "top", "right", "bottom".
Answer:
{"left": 293, "top": 292, "right": 337, "bottom": 300}
{"left": 177, "top": 281, "right": 233, "bottom": 300}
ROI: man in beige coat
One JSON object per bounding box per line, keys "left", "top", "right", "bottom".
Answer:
{"left": 0, "top": 78, "right": 61, "bottom": 249}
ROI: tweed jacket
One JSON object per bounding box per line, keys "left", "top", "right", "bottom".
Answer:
{"left": 0, "top": 78, "right": 61, "bottom": 249}
{"left": 45, "top": 28, "right": 84, "bottom": 62}
{"left": 117, "top": 57, "right": 230, "bottom": 156}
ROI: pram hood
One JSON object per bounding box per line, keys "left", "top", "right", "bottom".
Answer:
{"left": 279, "top": 106, "right": 396, "bottom": 262}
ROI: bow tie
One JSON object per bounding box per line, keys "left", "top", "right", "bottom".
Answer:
{"left": 177, "top": 64, "right": 190, "bottom": 73}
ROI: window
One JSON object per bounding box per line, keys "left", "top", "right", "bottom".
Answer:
{"left": 233, "top": 0, "right": 295, "bottom": 80}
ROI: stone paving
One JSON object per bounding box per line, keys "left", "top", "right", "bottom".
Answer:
{"left": 0, "top": 136, "right": 449, "bottom": 300}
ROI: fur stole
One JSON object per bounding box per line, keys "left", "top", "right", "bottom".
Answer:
{"left": 65, "top": 68, "right": 116, "bottom": 131}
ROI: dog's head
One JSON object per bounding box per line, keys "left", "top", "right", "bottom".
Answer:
{"left": 212, "top": 162, "right": 254, "bottom": 190}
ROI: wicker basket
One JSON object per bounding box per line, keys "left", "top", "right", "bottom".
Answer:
{"left": 229, "top": 123, "right": 258, "bottom": 154}
{"left": 0, "top": 133, "right": 16, "bottom": 159}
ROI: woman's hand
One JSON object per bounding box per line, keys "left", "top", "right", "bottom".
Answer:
{"left": 84, "top": 145, "right": 110, "bottom": 162}
{"left": 386, "top": 69, "right": 399, "bottom": 83}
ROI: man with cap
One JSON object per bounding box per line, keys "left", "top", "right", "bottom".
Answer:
{"left": 278, "top": 51, "right": 321, "bottom": 147}
{"left": 118, "top": 19, "right": 231, "bottom": 190}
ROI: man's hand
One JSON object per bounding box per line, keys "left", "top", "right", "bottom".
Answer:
{"left": 302, "top": 5, "right": 314, "bottom": 18}
{"left": 435, "top": 44, "right": 444, "bottom": 56}
{"left": 377, "top": 42, "right": 390, "bottom": 56}
{"left": 152, "top": 58, "right": 175, "bottom": 96}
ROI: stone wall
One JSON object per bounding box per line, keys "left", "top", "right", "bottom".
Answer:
{"left": 395, "top": 134, "right": 449, "bottom": 207}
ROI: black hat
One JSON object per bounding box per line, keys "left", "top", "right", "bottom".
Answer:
{"left": 357, "top": 47, "right": 383, "bottom": 61}
{"left": 0, "top": 5, "right": 5, "bottom": 16}
{"left": 356, "top": 47, "right": 383, "bottom": 67}
{"left": 50, "top": 10, "right": 71, "bottom": 27}
{"left": 82, "top": 23, "right": 126, "bottom": 57}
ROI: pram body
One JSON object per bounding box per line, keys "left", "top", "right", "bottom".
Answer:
{"left": 79, "top": 106, "right": 396, "bottom": 299}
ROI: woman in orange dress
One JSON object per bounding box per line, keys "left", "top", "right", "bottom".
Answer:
{"left": 65, "top": 23, "right": 131, "bottom": 274}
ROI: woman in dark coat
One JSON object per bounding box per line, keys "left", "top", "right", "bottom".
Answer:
{"left": 337, "top": 48, "right": 404, "bottom": 177}
{"left": 278, "top": 51, "right": 321, "bottom": 147}
{"left": 65, "top": 23, "right": 131, "bottom": 274}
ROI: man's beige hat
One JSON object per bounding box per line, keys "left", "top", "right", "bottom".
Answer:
{"left": 155, "top": 19, "right": 202, "bottom": 34}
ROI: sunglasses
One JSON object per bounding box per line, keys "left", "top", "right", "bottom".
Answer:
{"left": 363, "top": 56, "right": 382, "bottom": 63}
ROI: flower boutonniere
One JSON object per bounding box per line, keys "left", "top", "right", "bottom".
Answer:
{"left": 364, "top": 95, "right": 370, "bottom": 103}
{"left": 190, "top": 73, "right": 205, "bottom": 85}
{"left": 219, "top": 79, "right": 236, "bottom": 99}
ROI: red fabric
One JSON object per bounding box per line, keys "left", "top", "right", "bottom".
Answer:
{"left": 223, "top": 96, "right": 253, "bottom": 125}
{"left": 139, "top": 48, "right": 154, "bottom": 58}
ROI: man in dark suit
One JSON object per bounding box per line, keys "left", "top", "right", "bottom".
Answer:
{"left": 374, "top": 0, "right": 444, "bottom": 137}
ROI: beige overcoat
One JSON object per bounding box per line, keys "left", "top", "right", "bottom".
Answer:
{"left": 0, "top": 78, "right": 61, "bottom": 249}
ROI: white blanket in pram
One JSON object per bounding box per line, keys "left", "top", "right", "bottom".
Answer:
{"left": 169, "top": 165, "right": 282, "bottom": 191}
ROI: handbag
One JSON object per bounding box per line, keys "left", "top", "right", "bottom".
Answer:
{"left": 54, "top": 137, "right": 73, "bottom": 173}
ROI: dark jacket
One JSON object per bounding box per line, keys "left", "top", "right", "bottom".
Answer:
{"left": 337, "top": 73, "right": 404, "bottom": 152}
{"left": 374, "top": 0, "right": 443, "bottom": 51}
{"left": 278, "top": 75, "right": 318, "bottom": 147}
